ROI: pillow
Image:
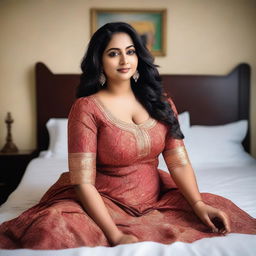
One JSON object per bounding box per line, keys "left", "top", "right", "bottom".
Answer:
{"left": 46, "top": 118, "right": 68, "bottom": 158}
{"left": 185, "top": 120, "right": 250, "bottom": 165}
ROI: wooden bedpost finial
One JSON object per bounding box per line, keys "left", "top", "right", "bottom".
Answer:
{"left": 1, "top": 112, "right": 19, "bottom": 153}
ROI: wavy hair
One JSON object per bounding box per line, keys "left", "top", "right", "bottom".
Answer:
{"left": 76, "top": 22, "right": 184, "bottom": 139}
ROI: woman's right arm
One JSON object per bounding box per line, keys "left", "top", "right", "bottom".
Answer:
{"left": 75, "top": 184, "right": 138, "bottom": 245}
{"left": 68, "top": 99, "right": 138, "bottom": 246}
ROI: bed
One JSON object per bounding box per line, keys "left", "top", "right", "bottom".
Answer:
{"left": 0, "top": 62, "right": 255, "bottom": 255}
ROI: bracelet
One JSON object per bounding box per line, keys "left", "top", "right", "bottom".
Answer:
{"left": 192, "top": 200, "right": 203, "bottom": 207}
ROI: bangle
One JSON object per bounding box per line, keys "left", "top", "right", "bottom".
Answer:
{"left": 192, "top": 200, "right": 203, "bottom": 207}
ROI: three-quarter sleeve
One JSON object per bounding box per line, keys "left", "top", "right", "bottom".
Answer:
{"left": 68, "top": 98, "right": 97, "bottom": 185}
{"left": 162, "top": 98, "right": 190, "bottom": 172}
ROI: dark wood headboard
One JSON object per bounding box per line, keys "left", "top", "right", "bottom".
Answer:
{"left": 35, "top": 63, "right": 250, "bottom": 153}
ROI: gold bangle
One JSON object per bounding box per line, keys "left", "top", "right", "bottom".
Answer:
{"left": 192, "top": 200, "right": 203, "bottom": 207}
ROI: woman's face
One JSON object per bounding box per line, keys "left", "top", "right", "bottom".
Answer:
{"left": 102, "top": 32, "right": 138, "bottom": 83}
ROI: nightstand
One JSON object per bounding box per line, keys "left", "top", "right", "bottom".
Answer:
{"left": 0, "top": 150, "right": 38, "bottom": 205}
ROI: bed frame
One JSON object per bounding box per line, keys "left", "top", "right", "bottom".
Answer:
{"left": 35, "top": 62, "right": 251, "bottom": 153}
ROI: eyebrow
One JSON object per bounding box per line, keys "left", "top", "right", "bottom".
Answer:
{"left": 106, "top": 45, "right": 135, "bottom": 53}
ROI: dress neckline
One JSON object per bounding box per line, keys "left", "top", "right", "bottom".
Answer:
{"left": 90, "top": 94, "right": 157, "bottom": 129}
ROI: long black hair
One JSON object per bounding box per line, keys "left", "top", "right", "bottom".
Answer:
{"left": 77, "top": 22, "right": 184, "bottom": 139}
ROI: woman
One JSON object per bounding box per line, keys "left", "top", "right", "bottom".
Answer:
{"left": 0, "top": 22, "right": 255, "bottom": 249}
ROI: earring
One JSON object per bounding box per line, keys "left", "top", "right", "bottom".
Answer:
{"left": 99, "top": 72, "right": 106, "bottom": 86}
{"left": 133, "top": 70, "right": 140, "bottom": 83}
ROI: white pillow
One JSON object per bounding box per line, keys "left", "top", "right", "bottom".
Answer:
{"left": 185, "top": 120, "right": 250, "bottom": 166}
{"left": 46, "top": 118, "right": 68, "bottom": 158}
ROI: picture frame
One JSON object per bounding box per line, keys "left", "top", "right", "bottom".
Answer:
{"left": 90, "top": 8, "right": 167, "bottom": 56}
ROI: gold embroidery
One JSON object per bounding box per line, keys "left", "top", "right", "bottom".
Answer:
{"left": 92, "top": 95, "right": 155, "bottom": 159}
{"left": 135, "top": 127, "right": 151, "bottom": 158}
{"left": 91, "top": 95, "right": 156, "bottom": 129}
{"left": 68, "top": 152, "right": 96, "bottom": 185}
{"left": 163, "top": 146, "right": 190, "bottom": 171}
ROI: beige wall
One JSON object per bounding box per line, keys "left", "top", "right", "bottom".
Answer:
{"left": 0, "top": 0, "right": 256, "bottom": 157}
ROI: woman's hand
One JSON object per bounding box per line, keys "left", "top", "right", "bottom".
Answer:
{"left": 112, "top": 233, "right": 139, "bottom": 246}
{"left": 192, "top": 201, "right": 231, "bottom": 234}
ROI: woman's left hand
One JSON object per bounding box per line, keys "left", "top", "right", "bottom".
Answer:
{"left": 192, "top": 201, "right": 231, "bottom": 234}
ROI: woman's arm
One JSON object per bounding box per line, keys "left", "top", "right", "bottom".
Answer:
{"left": 75, "top": 184, "right": 138, "bottom": 245}
{"left": 68, "top": 100, "right": 138, "bottom": 245}
{"left": 170, "top": 163, "right": 231, "bottom": 233}
{"left": 163, "top": 98, "right": 231, "bottom": 233}
{"left": 170, "top": 164, "right": 201, "bottom": 205}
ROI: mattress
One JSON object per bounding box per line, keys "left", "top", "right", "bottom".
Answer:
{"left": 0, "top": 153, "right": 256, "bottom": 256}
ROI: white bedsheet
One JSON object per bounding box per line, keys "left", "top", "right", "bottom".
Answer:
{"left": 0, "top": 153, "right": 256, "bottom": 256}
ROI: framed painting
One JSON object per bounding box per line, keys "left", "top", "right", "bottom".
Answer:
{"left": 90, "top": 8, "right": 167, "bottom": 56}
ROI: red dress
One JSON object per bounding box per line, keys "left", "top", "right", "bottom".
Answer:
{"left": 0, "top": 95, "right": 255, "bottom": 249}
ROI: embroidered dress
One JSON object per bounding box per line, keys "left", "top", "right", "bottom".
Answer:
{"left": 0, "top": 95, "right": 255, "bottom": 249}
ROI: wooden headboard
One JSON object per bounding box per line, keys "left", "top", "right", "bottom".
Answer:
{"left": 35, "top": 62, "right": 250, "bottom": 153}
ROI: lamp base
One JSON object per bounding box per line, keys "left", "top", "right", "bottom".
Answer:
{"left": 1, "top": 142, "right": 19, "bottom": 153}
